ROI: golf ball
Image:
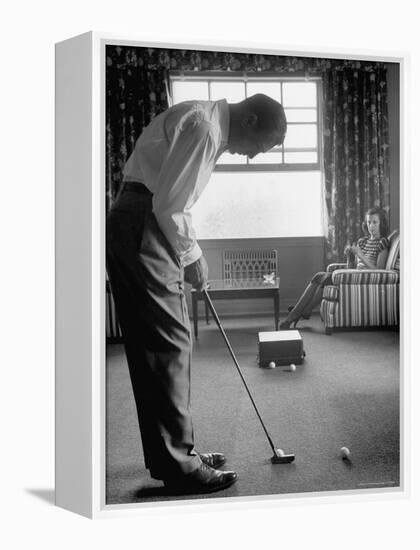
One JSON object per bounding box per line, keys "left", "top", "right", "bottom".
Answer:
{"left": 276, "top": 449, "right": 285, "bottom": 456}
{"left": 340, "top": 446, "right": 351, "bottom": 459}
{"left": 267, "top": 361, "right": 276, "bottom": 369}
{"left": 282, "top": 363, "right": 296, "bottom": 372}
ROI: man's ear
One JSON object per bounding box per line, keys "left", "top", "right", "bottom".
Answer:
{"left": 241, "top": 113, "right": 258, "bottom": 129}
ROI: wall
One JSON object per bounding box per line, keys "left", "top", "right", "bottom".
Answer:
{"left": 387, "top": 62, "right": 400, "bottom": 230}
{"left": 186, "top": 236, "right": 325, "bottom": 319}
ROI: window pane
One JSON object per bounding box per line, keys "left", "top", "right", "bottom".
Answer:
{"left": 283, "top": 124, "right": 317, "bottom": 149}
{"left": 191, "top": 171, "right": 323, "bottom": 238}
{"left": 217, "top": 152, "right": 247, "bottom": 164}
{"left": 172, "top": 81, "right": 208, "bottom": 103}
{"left": 248, "top": 151, "right": 283, "bottom": 164}
{"left": 282, "top": 82, "right": 317, "bottom": 107}
{"left": 285, "top": 108, "right": 317, "bottom": 123}
{"left": 246, "top": 82, "right": 281, "bottom": 102}
{"left": 169, "top": 76, "right": 321, "bottom": 171}
{"left": 284, "top": 151, "right": 318, "bottom": 164}
{"left": 210, "top": 81, "right": 245, "bottom": 102}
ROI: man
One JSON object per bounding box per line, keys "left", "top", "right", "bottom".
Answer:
{"left": 107, "top": 93, "right": 287, "bottom": 495}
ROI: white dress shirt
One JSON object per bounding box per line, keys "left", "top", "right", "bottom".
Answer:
{"left": 123, "top": 99, "right": 230, "bottom": 267}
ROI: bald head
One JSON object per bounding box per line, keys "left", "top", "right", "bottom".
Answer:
{"left": 227, "top": 93, "right": 287, "bottom": 158}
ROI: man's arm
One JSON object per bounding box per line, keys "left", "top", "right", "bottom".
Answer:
{"left": 184, "top": 254, "right": 209, "bottom": 291}
{"left": 152, "top": 119, "right": 217, "bottom": 268}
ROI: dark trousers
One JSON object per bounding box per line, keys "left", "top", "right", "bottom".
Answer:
{"left": 106, "top": 184, "right": 201, "bottom": 480}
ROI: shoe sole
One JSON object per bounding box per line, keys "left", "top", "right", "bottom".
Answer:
{"left": 165, "top": 475, "right": 237, "bottom": 496}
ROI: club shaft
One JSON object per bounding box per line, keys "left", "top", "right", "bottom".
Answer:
{"left": 203, "top": 289, "right": 276, "bottom": 454}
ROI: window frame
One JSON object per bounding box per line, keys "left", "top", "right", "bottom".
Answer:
{"left": 169, "top": 71, "right": 323, "bottom": 172}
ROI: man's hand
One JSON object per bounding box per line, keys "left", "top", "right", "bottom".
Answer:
{"left": 184, "top": 255, "right": 209, "bottom": 291}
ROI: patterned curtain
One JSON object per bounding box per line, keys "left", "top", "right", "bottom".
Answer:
{"left": 106, "top": 47, "right": 390, "bottom": 257}
{"left": 322, "top": 65, "right": 390, "bottom": 260}
{"left": 106, "top": 47, "right": 169, "bottom": 210}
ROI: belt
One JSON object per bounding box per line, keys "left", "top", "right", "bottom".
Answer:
{"left": 123, "top": 181, "right": 152, "bottom": 195}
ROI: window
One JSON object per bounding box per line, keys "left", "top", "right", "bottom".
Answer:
{"left": 169, "top": 72, "right": 323, "bottom": 239}
{"left": 170, "top": 73, "right": 321, "bottom": 172}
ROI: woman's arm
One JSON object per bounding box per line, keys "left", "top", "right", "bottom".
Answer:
{"left": 352, "top": 245, "right": 377, "bottom": 269}
{"left": 344, "top": 244, "right": 356, "bottom": 268}
{"left": 351, "top": 240, "right": 389, "bottom": 269}
{"left": 375, "top": 248, "right": 388, "bottom": 269}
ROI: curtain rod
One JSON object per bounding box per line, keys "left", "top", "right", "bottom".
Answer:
{"left": 170, "top": 70, "right": 321, "bottom": 81}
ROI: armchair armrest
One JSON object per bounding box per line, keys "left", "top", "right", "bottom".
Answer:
{"left": 327, "top": 263, "right": 347, "bottom": 273}
{"left": 331, "top": 269, "right": 400, "bottom": 285}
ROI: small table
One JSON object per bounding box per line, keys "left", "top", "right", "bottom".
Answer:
{"left": 190, "top": 278, "right": 280, "bottom": 339}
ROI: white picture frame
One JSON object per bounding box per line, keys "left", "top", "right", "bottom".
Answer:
{"left": 55, "top": 31, "right": 409, "bottom": 519}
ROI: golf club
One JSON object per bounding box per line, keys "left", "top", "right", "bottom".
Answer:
{"left": 202, "top": 288, "right": 295, "bottom": 464}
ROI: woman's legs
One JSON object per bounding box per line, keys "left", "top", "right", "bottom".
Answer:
{"left": 280, "top": 272, "right": 332, "bottom": 328}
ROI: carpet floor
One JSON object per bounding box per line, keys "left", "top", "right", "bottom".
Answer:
{"left": 106, "top": 315, "right": 400, "bottom": 505}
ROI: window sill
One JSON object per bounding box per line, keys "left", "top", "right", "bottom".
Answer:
{"left": 214, "top": 164, "right": 320, "bottom": 172}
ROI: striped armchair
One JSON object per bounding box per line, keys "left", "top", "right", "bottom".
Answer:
{"left": 320, "top": 231, "right": 400, "bottom": 334}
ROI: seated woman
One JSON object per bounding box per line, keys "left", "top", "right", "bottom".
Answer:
{"left": 279, "top": 207, "right": 390, "bottom": 330}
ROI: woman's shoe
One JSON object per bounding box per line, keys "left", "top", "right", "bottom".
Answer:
{"left": 288, "top": 305, "right": 310, "bottom": 320}
{"left": 285, "top": 305, "right": 301, "bottom": 327}
{"left": 280, "top": 318, "right": 300, "bottom": 330}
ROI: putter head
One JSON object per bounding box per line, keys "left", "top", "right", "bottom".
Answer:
{"left": 271, "top": 449, "right": 295, "bottom": 464}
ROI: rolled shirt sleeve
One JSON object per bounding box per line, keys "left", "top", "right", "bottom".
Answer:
{"left": 152, "top": 116, "right": 217, "bottom": 267}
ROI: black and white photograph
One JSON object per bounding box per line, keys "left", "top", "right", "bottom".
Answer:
{"left": 104, "top": 43, "right": 400, "bottom": 505}
{"left": 5, "top": 0, "right": 420, "bottom": 546}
